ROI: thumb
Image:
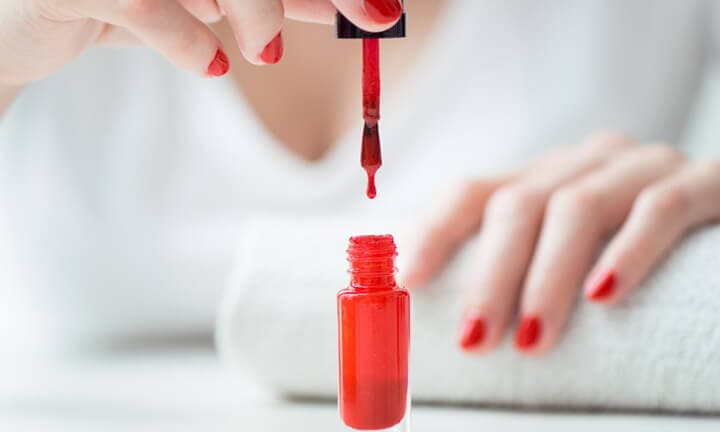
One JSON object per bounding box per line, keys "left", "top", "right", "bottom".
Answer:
{"left": 331, "top": 0, "right": 404, "bottom": 32}
{"left": 178, "top": 0, "right": 223, "bottom": 23}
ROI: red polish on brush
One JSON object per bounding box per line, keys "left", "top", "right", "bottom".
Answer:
{"left": 337, "top": 3, "right": 406, "bottom": 199}
{"left": 338, "top": 235, "right": 410, "bottom": 431}
{"left": 360, "top": 36, "right": 382, "bottom": 199}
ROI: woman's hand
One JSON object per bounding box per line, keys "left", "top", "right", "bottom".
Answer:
{"left": 0, "top": 0, "right": 402, "bottom": 94}
{"left": 404, "top": 132, "right": 720, "bottom": 355}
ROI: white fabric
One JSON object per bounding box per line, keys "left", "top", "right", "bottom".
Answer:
{"left": 217, "top": 218, "right": 720, "bottom": 412}
{"left": 0, "top": 1, "right": 716, "bottom": 352}
{"left": 4, "top": 349, "right": 719, "bottom": 431}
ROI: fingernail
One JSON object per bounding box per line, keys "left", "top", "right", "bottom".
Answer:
{"left": 515, "top": 315, "right": 541, "bottom": 351}
{"left": 259, "top": 32, "right": 284, "bottom": 65}
{"left": 363, "top": 0, "right": 403, "bottom": 24}
{"left": 587, "top": 270, "right": 617, "bottom": 301}
{"left": 459, "top": 315, "right": 486, "bottom": 351}
{"left": 207, "top": 49, "right": 229, "bottom": 77}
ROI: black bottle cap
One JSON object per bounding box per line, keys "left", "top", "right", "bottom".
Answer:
{"left": 336, "top": 7, "right": 406, "bottom": 39}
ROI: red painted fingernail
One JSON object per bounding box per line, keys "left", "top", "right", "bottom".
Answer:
{"left": 515, "top": 315, "right": 542, "bottom": 351}
{"left": 259, "top": 32, "right": 284, "bottom": 65}
{"left": 207, "top": 49, "right": 229, "bottom": 77}
{"left": 587, "top": 270, "right": 617, "bottom": 301}
{"left": 459, "top": 315, "right": 486, "bottom": 351}
{"left": 363, "top": 0, "right": 403, "bottom": 24}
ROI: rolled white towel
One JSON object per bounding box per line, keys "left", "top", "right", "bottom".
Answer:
{"left": 216, "top": 217, "right": 720, "bottom": 413}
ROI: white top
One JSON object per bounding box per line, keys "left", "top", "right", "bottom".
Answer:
{"left": 0, "top": 0, "right": 717, "bottom": 355}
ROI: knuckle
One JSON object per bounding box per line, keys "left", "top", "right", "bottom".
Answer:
{"left": 486, "top": 185, "right": 541, "bottom": 219}
{"left": 696, "top": 160, "right": 720, "bottom": 177}
{"left": 547, "top": 187, "right": 600, "bottom": 218}
{"left": 266, "top": 0, "right": 285, "bottom": 18}
{"left": 637, "top": 185, "right": 688, "bottom": 219}
{"left": 649, "top": 143, "right": 685, "bottom": 164}
{"left": 456, "top": 180, "right": 486, "bottom": 202}
{"left": 176, "top": 29, "right": 201, "bottom": 54}
{"left": 453, "top": 183, "right": 483, "bottom": 212}
{"left": 33, "top": 0, "right": 64, "bottom": 19}
{"left": 118, "top": 0, "right": 158, "bottom": 20}
{"left": 443, "top": 180, "right": 488, "bottom": 216}
{"left": 583, "top": 130, "right": 633, "bottom": 151}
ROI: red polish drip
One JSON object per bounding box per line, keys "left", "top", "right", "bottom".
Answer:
{"left": 361, "top": 123, "right": 381, "bottom": 199}
{"left": 338, "top": 235, "right": 410, "bottom": 430}
{"left": 361, "top": 38, "right": 382, "bottom": 199}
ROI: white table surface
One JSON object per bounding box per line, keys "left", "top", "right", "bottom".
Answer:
{"left": 1, "top": 347, "right": 718, "bottom": 432}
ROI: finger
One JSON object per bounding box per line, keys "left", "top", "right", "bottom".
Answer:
{"left": 404, "top": 147, "right": 575, "bottom": 290}
{"left": 516, "top": 144, "right": 684, "bottom": 355}
{"left": 76, "top": 0, "right": 228, "bottom": 76}
{"left": 94, "top": 25, "right": 142, "bottom": 46}
{"left": 283, "top": 0, "right": 337, "bottom": 24}
{"left": 220, "top": 0, "right": 285, "bottom": 65}
{"left": 331, "top": 0, "right": 404, "bottom": 32}
{"left": 402, "top": 179, "right": 505, "bottom": 290}
{"left": 178, "top": 0, "right": 223, "bottom": 23}
{"left": 584, "top": 160, "right": 720, "bottom": 305}
{"left": 459, "top": 132, "right": 632, "bottom": 353}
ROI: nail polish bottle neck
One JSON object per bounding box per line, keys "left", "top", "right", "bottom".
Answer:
{"left": 347, "top": 235, "right": 398, "bottom": 291}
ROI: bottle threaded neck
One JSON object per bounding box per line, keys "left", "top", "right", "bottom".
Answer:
{"left": 347, "top": 235, "right": 398, "bottom": 289}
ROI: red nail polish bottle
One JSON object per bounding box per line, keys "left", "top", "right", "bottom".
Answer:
{"left": 338, "top": 235, "right": 410, "bottom": 431}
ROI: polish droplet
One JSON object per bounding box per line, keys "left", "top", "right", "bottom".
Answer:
{"left": 366, "top": 173, "right": 377, "bottom": 199}
{"left": 361, "top": 122, "right": 382, "bottom": 200}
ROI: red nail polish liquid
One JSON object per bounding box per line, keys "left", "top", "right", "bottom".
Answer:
{"left": 361, "top": 122, "right": 381, "bottom": 199}
{"left": 361, "top": 38, "right": 382, "bottom": 199}
{"left": 363, "top": 39, "right": 381, "bottom": 125}
{"left": 338, "top": 235, "right": 410, "bottom": 431}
